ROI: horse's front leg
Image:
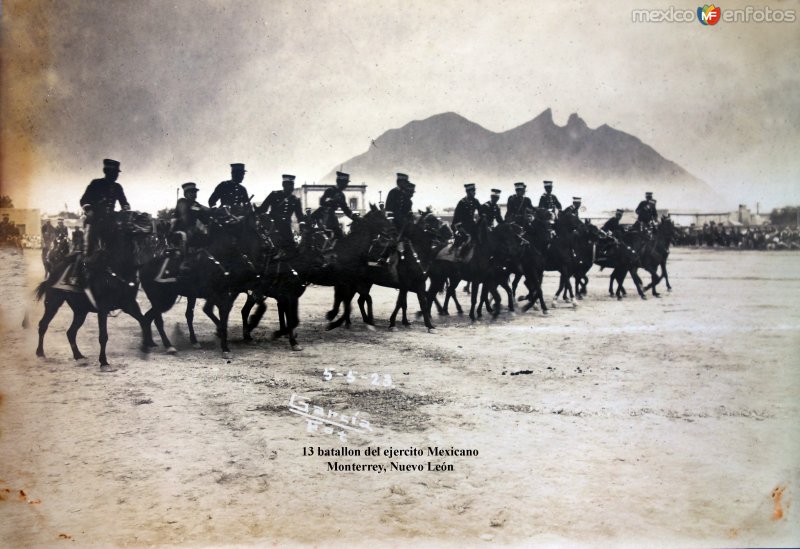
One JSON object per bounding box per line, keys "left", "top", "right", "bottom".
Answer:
{"left": 36, "top": 292, "right": 64, "bottom": 358}
{"left": 185, "top": 297, "right": 201, "bottom": 348}
{"left": 97, "top": 311, "right": 110, "bottom": 368}
{"left": 65, "top": 301, "right": 89, "bottom": 360}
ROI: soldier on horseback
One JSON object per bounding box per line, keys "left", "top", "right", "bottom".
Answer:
{"left": 505, "top": 182, "right": 533, "bottom": 225}
{"left": 209, "top": 163, "right": 250, "bottom": 211}
{"left": 71, "top": 226, "right": 84, "bottom": 253}
{"left": 67, "top": 159, "right": 130, "bottom": 286}
{"left": 562, "top": 196, "right": 582, "bottom": 221}
{"left": 168, "top": 182, "right": 210, "bottom": 274}
{"left": 634, "top": 191, "right": 658, "bottom": 232}
{"left": 54, "top": 218, "right": 69, "bottom": 240}
{"left": 451, "top": 183, "right": 481, "bottom": 258}
{"left": 481, "top": 188, "right": 504, "bottom": 227}
{"left": 41, "top": 219, "right": 54, "bottom": 247}
{"left": 538, "top": 180, "right": 562, "bottom": 216}
{"left": 602, "top": 209, "right": 624, "bottom": 238}
{"left": 385, "top": 173, "right": 414, "bottom": 228}
{"left": 378, "top": 173, "right": 415, "bottom": 263}
{"left": 314, "top": 171, "right": 359, "bottom": 240}
{"left": 256, "top": 174, "right": 305, "bottom": 256}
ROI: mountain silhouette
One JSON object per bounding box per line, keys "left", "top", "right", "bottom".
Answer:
{"left": 323, "top": 110, "right": 717, "bottom": 212}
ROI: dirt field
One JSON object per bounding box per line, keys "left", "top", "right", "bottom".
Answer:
{"left": 1, "top": 247, "right": 798, "bottom": 548}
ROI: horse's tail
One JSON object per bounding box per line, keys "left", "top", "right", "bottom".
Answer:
{"left": 35, "top": 279, "right": 50, "bottom": 302}
{"left": 35, "top": 259, "right": 67, "bottom": 301}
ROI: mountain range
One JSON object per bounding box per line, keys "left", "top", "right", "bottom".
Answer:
{"left": 322, "top": 110, "right": 717, "bottom": 212}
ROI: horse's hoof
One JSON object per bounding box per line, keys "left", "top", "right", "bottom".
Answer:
{"left": 192, "top": 342, "right": 202, "bottom": 349}
{"left": 542, "top": 310, "right": 549, "bottom": 316}
{"left": 325, "top": 310, "right": 336, "bottom": 321}
{"left": 270, "top": 330, "right": 282, "bottom": 340}
{"left": 389, "top": 326, "right": 398, "bottom": 332}
{"left": 439, "top": 311, "right": 449, "bottom": 317}
{"left": 222, "top": 351, "right": 232, "bottom": 360}
{"left": 654, "top": 294, "right": 661, "bottom": 299}
{"left": 345, "top": 323, "right": 352, "bottom": 330}
{"left": 291, "top": 344, "right": 303, "bottom": 352}
{"left": 74, "top": 353, "right": 86, "bottom": 360}
{"left": 99, "top": 365, "right": 117, "bottom": 373}
{"left": 427, "top": 328, "right": 437, "bottom": 334}
{"left": 166, "top": 346, "right": 177, "bottom": 355}
{"left": 365, "top": 324, "right": 376, "bottom": 332}
{"left": 640, "top": 295, "right": 647, "bottom": 300}
{"left": 325, "top": 323, "right": 336, "bottom": 332}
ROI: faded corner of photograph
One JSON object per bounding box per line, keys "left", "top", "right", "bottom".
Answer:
{"left": 0, "top": 0, "right": 799, "bottom": 548}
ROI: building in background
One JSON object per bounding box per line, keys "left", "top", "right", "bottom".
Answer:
{"left": 0, "top": 207, "right": 41, "bottom": 238}
{"left": 298, "top": 183, "right": 368, "bottom": 215}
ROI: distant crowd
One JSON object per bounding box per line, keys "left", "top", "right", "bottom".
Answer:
{"left": 673, "top": 222, "right": 800, "bottom": 250}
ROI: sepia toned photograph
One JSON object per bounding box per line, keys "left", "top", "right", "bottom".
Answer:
{"left": 1, "top": 1, "right": 798, "bottom": 547}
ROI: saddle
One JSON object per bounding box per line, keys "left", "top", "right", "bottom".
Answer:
{"left": 436, "top": 241, "right": 474, "bottom": 263}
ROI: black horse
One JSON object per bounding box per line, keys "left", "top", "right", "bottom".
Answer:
{"left": 141, "top": 207, "right": 261, "bottom": 357}
{"left": 35, "top": 211, "right": 156, "bottom": 369}
{"left": 427, "top": 219, "right": 523, "bottom": 321}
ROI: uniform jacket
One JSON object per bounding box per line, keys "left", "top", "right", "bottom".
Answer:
{"left": 208, "top": 180, "right": 250, "bottom": 208}
{"left": 505, "top": 194, "right": 533, "bottom": 222}
{"left": 256, "top": 190, "right": 304, "bottom": 225}
{"left": 385, "top": 187, "right": 412, "bottom": 225}
{"left": 80, "top": 178, "right": 130, "bottom": 217}
{"left": 481, "top": 200, "right": 504, "bottom": 226}
{"left": 538, "top": 192, "right": 562, "bottom": 212}
{"left": 319, "top": 187, "right": 354, "bottom": 218}
{"left": 452, "top": 196, "right": 481, "bottom": 229}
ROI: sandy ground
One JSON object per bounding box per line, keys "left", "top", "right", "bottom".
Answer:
{"left": 0, "top": 247, "right": 798, "bottom": 548}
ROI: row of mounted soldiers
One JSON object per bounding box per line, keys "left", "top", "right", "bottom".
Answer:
{"left": 57, "top": 159, "right": 663, "bottom": 286}
{"left": 33, "top": 158, "right": 676, "bottom": 365}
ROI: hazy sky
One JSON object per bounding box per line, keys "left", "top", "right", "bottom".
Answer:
{"left": 2, "top": 0, "right": 798, "bottom": 213}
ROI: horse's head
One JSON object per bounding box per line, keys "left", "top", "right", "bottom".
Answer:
{"left": 490, "top": 222, "right": 525, "bottom": 257}
{"left": 415, "top": 210, "right": 451, "bottom": 242}
{"left": 359, "top": 207, "right": 396, "bottom": 238}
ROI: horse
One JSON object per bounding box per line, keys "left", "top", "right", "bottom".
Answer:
{"left": 43, "top": 234, "right": 71, "bottom": 278}
{"left": 141, "top": 206, "right": 261, "bottom": 357}
{"left": 311, "top": 205, "right": 399, "bottom": 331}
{"left": 643, "top": 217, "right": 675, "bottom": 293}
{"left": 427, "top": 218, "right": 523, "bottom": 321}
{"left": 239, "top": 216, "right": 311, "bottom": 351}
{"left": 34, "top": 211, "right": 156, "bottom": 369}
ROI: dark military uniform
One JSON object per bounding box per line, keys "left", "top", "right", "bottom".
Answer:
{"left": 602, "top": 216, "right": 621, "bottom": 235}
{"left": 208, "top": 180, "right": 250, "bottom": 209}
{"left": 256, "top": 190, "right": 304, "bottom": 250}
{"left": 80, "top": 176, "right": 130, "bottom": 255}
{"left": 505, "top": 194, "right": 533, "bottom": 224}
{"left": 317, "top": 187, "right": 355, "bottom": 239}
{"left": 481, "top": 200, "right": 503, "bottom": 227}
{"left": 452, "top": 196, "right": 481, "bottom": 236}
{"left": 80, "top": 178, "right": 130, "bottom": 218}
{"left": 562, "top": 204, "right": 581, "bottom": 220}
{"left": 173, "top": 197, "right": 200, "bottom": 233}
{"left": 538, "top": 192, "right": 562, "bottom": 213}
{"left": 635, "top": 199, "right": 657, "bottom": 224}
{"left": 54, "top": 223, "right": 69, "bottom": 240}
{"left": 385, "top": 186, "right": 412, "bottom": 228}
{"left": 71, "top": 227, "right": 84, "bottom": 252}
{"left": 42, "top": 222, "right": 54, "bottom": 247}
